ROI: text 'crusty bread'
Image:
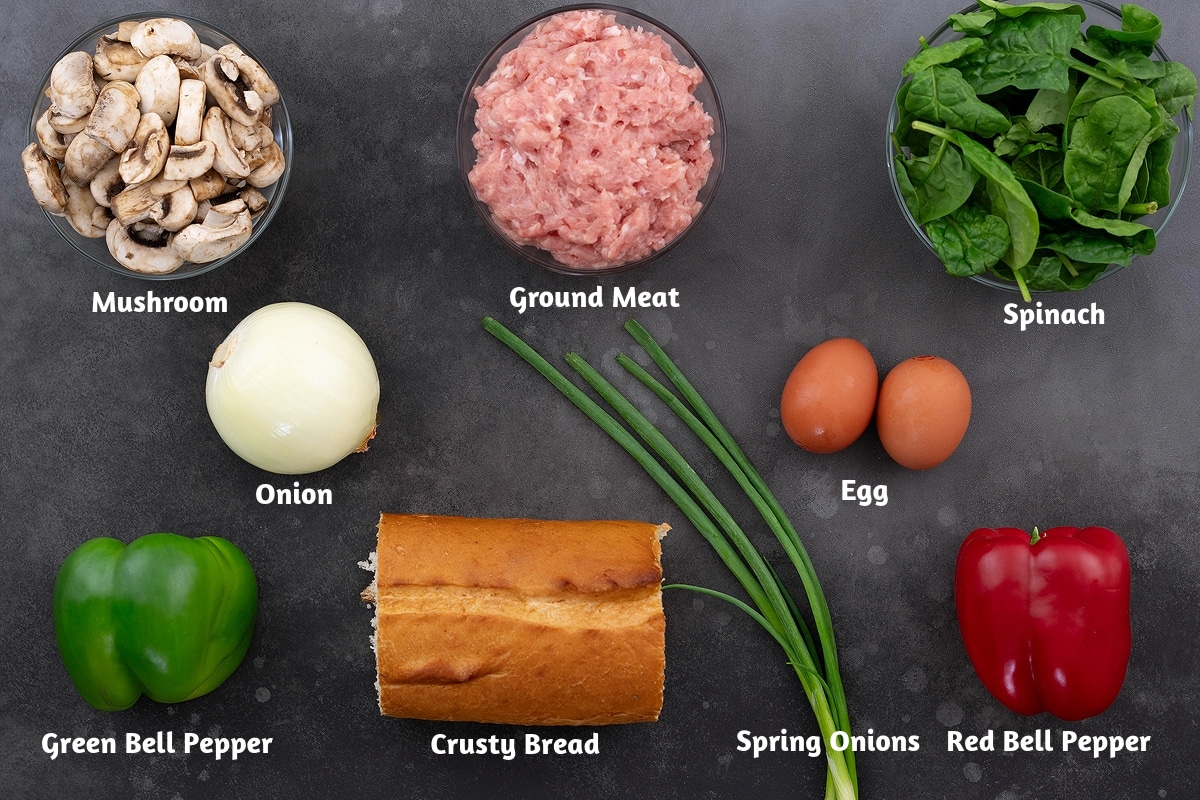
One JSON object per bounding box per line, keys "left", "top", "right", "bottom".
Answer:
{"left": 363, "top": 514, "right": 668, "bottom": 725}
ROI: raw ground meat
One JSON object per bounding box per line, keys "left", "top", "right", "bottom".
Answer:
{"left": 469, "top": 9, "right": 715, "bottom": 269}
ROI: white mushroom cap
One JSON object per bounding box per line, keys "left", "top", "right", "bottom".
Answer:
{"left": 163, "top": 141, "right": 217, "bottom": 181}
{"left": 202, "top": 106, "right": 251, "bottom": 179}
{"left": 49, "top": 51, "right": 98, "bottom": 120}
{"left": 203, "top": 54, "right": 264, "bottom": 127}
{"left": 246, "top": 141, "right": 286, "bottom": 188}
{"left": 172, "top": 201, "right": 252, "bottom": 262}
{"left": 119, "top": 112, "right": 170, "bottom": 185}
{"left": 189, "top": 168, "right": 229, "bottom": 202}
{"left": 63, "top": 176, "right": 111, "bottom": 238}
{"left": 135, "top": 55, "right": 181, "bottom": 126}
{"left": 217, "top": 44, "right": 279, "bottom": 108}
{"left": 83, "top": 80, "right": 141, "bottom": 153}
{"left": 63, "top": 133, "right": 116, "bottom": 184}
{"left": 36, "top": 110, "right": 75, "bottom": 162}
{"left": 156, "top": 185, "right": 198, "bottom": 231}
{"left": 90, "top": 158, "right": 126, "bottom": 208}
{"left": 47, "top": 109, "right": 90, "bottom": 135}
{"left": 22, "top": 142, "right": 68, "bottom": 216}
{"left": 94, "top": 34, "right": 150, "bottom": 82}
{"left": 106, "top": 218, "right": 185, "bottom": 273}
{"left": 131, "top": 18, "right": 202, "bottom": 61}
{"left": 174, "top": 79, "right": 206, "bottom": 146}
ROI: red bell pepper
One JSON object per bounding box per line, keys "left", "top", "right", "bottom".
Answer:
{"left": 954, "top": 526, "right": 1131, "bottom": 721}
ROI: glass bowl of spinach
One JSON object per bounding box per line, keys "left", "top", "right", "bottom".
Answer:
{"left": 887, "top": 0, "right": 1195, "bottom": 300}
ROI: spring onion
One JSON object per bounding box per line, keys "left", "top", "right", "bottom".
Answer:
{"left": 483, "top": 316, "right": 858, "bottom": 800}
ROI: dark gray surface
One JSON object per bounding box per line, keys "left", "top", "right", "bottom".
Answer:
{"left": 2, "top": 1, "right": 1198, "bottom": 798}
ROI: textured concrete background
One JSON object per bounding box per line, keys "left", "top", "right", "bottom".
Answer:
{"left": 2, "top": 1, "right": 1198, "bottom": 798}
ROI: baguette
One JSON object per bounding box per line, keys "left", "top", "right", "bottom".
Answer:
{"left": 363, "top": 514, "right": 667, "bottom": 725}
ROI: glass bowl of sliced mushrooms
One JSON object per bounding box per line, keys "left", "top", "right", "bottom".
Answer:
{"left": 22, "top": 14, "right": 292, "bottom": 280}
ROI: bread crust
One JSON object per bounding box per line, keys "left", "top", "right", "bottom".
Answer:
{"left": 370, "top": 514, "right": 666, "bottom": 725}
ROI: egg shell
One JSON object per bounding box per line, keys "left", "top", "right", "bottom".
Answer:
{"left": 876, "top": 355, "right": 971, "bottom": 470}
{"left": 780, "top": 338, "right": 878, "bottom": 454}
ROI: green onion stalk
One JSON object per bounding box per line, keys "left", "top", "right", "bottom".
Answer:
{"left": 482, "top": 317, "right": 858, "bottom": 800}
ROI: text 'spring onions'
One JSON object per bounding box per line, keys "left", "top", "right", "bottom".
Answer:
{"left": 206, "top": 302, "right": 379, "bottom": 474}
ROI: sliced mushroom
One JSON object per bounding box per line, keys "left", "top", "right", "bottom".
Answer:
{"left": 135, "top": 55, "right": 181, "bottom": 125}
{"left": 106, "top": 218, "right": 184, "bottom": 274}
{"left": 156, "top": 185, "right": 198, "bottom": 231}
{"left": 216, "top": 44, "right": 279, "bottom": 108}
{"left": 36, "top": 110, "right": 75, "bottom": 161}
{"left": 174, "top": 79, "right": 206, "bottom": 145}
{"left": 48, "top": 51, "right": 98, "bottom": 120}
{"left": 163, "top": 140, "right": 216, "bottom": 181}
{"left": 119, "top": 112, "right": 170, "bottom": 185}
{"left": 110, "top": 176, "right": 186, "bottom": 226}
{"left": 172, "top": 199, "right": 252, "bottom": 262}
{"left": 202, "top": 53, "right": 263, "bottom": 127}
{"left": 197, "top": 43, "right": 219, "bottom": 65}
{"left": 173, "top": 56, "right": 202, "bottom": 82}
{"left": 47, "top": 109, "right": 90, "bottom": 135}
{"left": 63, "top": 177, "right": 111, "bottom": 238}
{"left": 246, "top": 141, "right": 285, "bottom": 188}
{"left": 115, "top": 21, "right": 140, "bottom": 42}
{"left": 90, "top": 159, "right": 126, "bottom": 208}
{"left": 229, "top": 119, "right": 270, "bottom": 152}
{"left": 83, "top": 81, "right": 141, "bottom": 153}
{"left": 189, "top": 168, "right": 228, "bottom": 202}
{"left": 94, "top": 34, "right": 150, "bottom": 82}
{"left": 63, "top": 133, "right": 116, "bottom": 184}
{"left": 22, "top": 142, "right": 68, "bottom": 215}
{"left": 239, "top": 185, "right": 268, "bottom": 215}
{"left": 202, "top": 106, "right": 251, "bottom": 178}
{"left": 131, "top": 18, "right": 202, "bottom": 61}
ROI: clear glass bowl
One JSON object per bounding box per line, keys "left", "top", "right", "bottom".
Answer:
{"left": 26, "top": 13, "right": 293, "bottom": 281}
{"left": 457, "top": 4, "right": 725, "bottom": 276}
{"left": 885, "top": 0, "right": 1193, "bottom": 294}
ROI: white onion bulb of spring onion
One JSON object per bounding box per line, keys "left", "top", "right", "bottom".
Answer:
{"left": 206, "top": 302, "right": 380, "bottom": 474}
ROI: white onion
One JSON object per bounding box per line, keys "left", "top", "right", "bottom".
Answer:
{"left": 206, "top": 302, "right": 380, "bottom": 474}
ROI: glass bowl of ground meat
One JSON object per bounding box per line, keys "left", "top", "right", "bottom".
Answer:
{"left": 458, "top": 5, "right": 725, "bottom": 276}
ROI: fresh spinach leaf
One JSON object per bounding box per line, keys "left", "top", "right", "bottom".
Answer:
{"left": 1086, "top": 3, "right": 1161, "bottom": 56}
{"left": 1064, "top": 94, "right": 1154, "bottom": 213}
{"left": 905, "top": 66, "right": 1012, "bottom": 138}
{"left": 957, "top": 12, "right": 1082, "bottom": 94}
{"left": 950, "top": 11, "right": 996, "bottom": 36}
{"left": 1148, "top": 61, "right": 1198, "bottom": 119}
{"left": 1021, "top": 178, "right": 1155, "bottom": 237}
{"left": 926, "top": 202, "right": 1012, "bottom": 277}
{"left": 1025, "top": 86, "right": 1074, "bottom": 131}
{"left": 1039, "top": 226, "right": 1155, "bottom": 266}
{"left": 914, "top": 121, "right": 1041, "bottom": 270}
{"left": 894, "top": 140, "right": 980, "bottom": 225}
{"left": 1142, "top": 126, "right": 1177, "bottom": 208}
{"left": 976, "top": 0, "right": 1087, "bottom": 20}
{"left": 994, "top": 117, "right": 1059, "bottom": 157}
{"left": 1012, "top": 147, "right": 1066, "bottom": 192}
{"left": 1025, "top": 255, "right": 1110, "bottom": 291}
{"left": 902, "top": 38, "right": 984, "bottom": 76}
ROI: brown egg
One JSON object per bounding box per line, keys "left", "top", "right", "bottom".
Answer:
{"left": 780, "top": 338, "right": 878, "bottom": 454}
{"left": 876, "top": 356, "right": 971, "bottom": 470}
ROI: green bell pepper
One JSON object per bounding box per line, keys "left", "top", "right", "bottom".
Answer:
{"left": 53, "top": 533, "right": 258, "bottom": 711}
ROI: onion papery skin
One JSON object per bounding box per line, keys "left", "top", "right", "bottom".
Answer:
{"left": 206, "top": 302, "right": 380, "bottom": 474}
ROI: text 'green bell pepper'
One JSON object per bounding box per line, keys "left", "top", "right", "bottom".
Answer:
{"left": 53, "top": 533, "right": 258, "bottom": 711}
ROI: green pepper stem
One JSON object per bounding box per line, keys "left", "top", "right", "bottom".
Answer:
{"left": 1030, "top": 526, "right": 1042, "bottom": 545}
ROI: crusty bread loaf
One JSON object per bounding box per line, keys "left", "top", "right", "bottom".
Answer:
{"left": 364, "top": 514, "right": 667, "bottom": 725}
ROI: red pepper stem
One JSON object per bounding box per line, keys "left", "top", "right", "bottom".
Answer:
{"left": 1030, "top": 527, "right": 1042, "bottom": 545}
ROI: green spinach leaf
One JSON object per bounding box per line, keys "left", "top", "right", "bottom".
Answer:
{"left": 957, "top": 12, "right": 1082, "bottom": 94}
{"left": 950, "top": 11, "right": 996, "bottom": 36}
{"left": 902, "top": 38, "right": 984, "bottom": 76}
{"left": 1148, "top": 61, "right": 1198, "bottom": 119}
{"left": 1025, "top": 255, "right": 1110, "bottom": 291}
{"left": 1064, "top": 94, "right": 1153, "bottom": 213}
{"left": 905, "top": 66, "right": 1012, "bottom": 138}
{"left": 894, "top": 140, "right": 980, "bottom": 225}
{"left": 926, "top": 202, "right": 1011, "bottom": 277}
{"left": 1086, "top": 4, "right": 1161, "bottom": 56}
{"left": 1025, "top": 86, "right": 1074, "bottom": 130}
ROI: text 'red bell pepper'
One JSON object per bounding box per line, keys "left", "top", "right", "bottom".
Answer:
{"left": 954, "top": 526, "right": 1131, "bottom": 721}
{"left": 53, "top": 533, "right": 258, "bottom": 711}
